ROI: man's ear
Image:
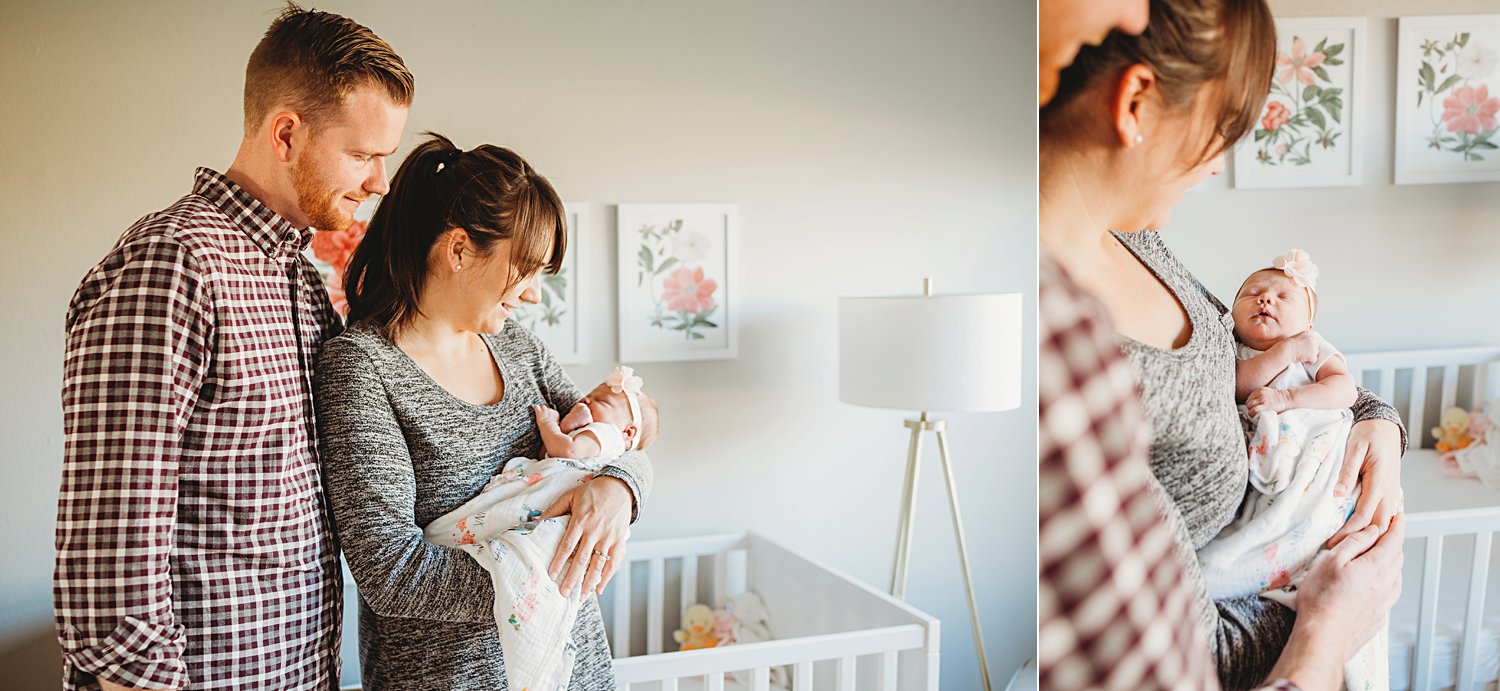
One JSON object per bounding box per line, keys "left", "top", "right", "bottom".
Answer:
{"left": 1111, "top": 63, "right": 1158, "bottom": 149}
{"left": 267, "top": 111, "right": 302, "bottom": 164}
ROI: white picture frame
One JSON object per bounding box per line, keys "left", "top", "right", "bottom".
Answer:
{"left": 1235, "top": 17, "right": 1365, "bottom": 189}
{"left": 513, "top": 202, "right": 586, "bottom": 364}
{"left": 616, "top": 203, "right": 738, "bottom": 363}
{"left": 1395, "top": 14, "right": 1500, "bottom": 185}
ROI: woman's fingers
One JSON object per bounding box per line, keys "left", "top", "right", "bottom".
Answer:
{"left": 539, "top": 486, "right": 577, "bottom": 521}
{"left": 598, "top": 541, "right": 625, "bottom": 595}
{"left": 1328, "top": 484, "right": 1380, "bottom": 548}
{"left": 549, "top": 517, "right": 584, "bottom": 581}
{"left": 1333, "top": 436, "right": 1368, "bottom": 498}
{"left": 561, "top": 533, "right": 599, "bottom": 596}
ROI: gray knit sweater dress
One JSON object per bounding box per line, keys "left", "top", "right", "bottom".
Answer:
{"left": 314, "top": 319, "right": 653, "bottom": 690}
{"left": 1111, "top": 231, "right": 1405, "bottom": 691}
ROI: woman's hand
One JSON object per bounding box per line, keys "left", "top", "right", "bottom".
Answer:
{"left": 1270, "top": 515, "right": 1404, "bottom": 690}
{"left": 1327, "top": 418, "right": 1403, "bottom": 548}
{"left": 540, "top": 475, "right": 632, "bottom": 596}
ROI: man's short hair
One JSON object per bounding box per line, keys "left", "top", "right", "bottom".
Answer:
{"left": 243, "top": 2, "right": 414, "bottom": 134}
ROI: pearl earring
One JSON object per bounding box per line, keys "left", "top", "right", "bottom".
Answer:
{"left": 456, "top": 264, "right": 462, "bottom": 271}
{"left": 1134, "top": 134, "right": 1144, "bottom": 144}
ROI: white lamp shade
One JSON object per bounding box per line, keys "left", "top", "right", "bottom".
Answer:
{"left": 838, "top": 292, "right": 1022, "bottom": 412}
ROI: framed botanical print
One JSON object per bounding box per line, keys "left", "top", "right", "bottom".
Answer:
{"left": 616, "top": 203, "right": 738, "bottom": 363}
{"left": 1395, "top": 15, "right": 1500, "bottom": 185}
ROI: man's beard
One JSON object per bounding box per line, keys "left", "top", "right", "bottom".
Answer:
{"left": 291, "top": 156, "right": 354, "bottom": 232}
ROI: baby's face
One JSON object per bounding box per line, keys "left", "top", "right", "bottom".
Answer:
{"left": 581, "top": 385, "right": 635, "bottom": 431}
{"left": 1233, "top": 270, "right": 1313, "bottom": 349}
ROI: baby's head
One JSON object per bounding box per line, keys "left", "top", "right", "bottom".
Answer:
{"left": 583, "top": 366, "right": 659, "bottom": 451}
{"left": 1232, "top": 249, "right": 1319, "bottom": 351}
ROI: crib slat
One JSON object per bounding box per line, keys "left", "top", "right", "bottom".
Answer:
{"left": 713, "top": 552, "right": 729, "bottom": 608}
{"left": 880, "top": 650, "right": 899, "bottom": 691}
{"left": 647, "top": 558, "right": 666, "bottom": 655}
{"left": 1458, "top": 531, "right": 1493, "bottom": 691}
{"left": 1415, "top": 536, "right": 1444, "bottom": 691}
{"left": 661, "top": 678, "right": 678, "bottom": 691}
{"left": 682, "top": 555, "right": 699, "bottom": 612}
{"left": 753, "top": 666, "right": 771, "bottom": 691}
{"left": 613, "top": 565, "right": 632, "bottom": 658}
{"left": 1475, "top": 365, "right": 1490, "bottom": 409}
{"left": 1379, "top": 368, "right": 1396, "bottom": 401}
{"left": 707, "top": 672, "right": 725, "bottom": 691}
{"left": 1442, "top": 365, "right": 1461, "bottom": 410}
{"left": 836, "top": 656, "right": 856, "bottom": 691}
{"left": 794, "top": 662, "right": 813, "bottom": 690}
{"left": 1410, "top": 367, "right": 1429, "bottom": 450}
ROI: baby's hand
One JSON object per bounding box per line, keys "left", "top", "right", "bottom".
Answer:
{"left": 1246, "top": 387, "right": 1292, "bottom": 415}
{"left": 533, "top": 404, "right": 561, "bottom": 428}
{"left": 1282, "top": 330, "right": 1320, "bottom": 365}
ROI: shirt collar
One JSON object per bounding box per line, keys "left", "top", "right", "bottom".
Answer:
{"left": 193, "top": 167, "right": 313, "bottom": 258}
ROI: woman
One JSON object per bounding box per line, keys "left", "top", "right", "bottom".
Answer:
{"left": 314, "top": 134, "right": 649, "bottom": 689}
{"left": 1038, "top": 0, "right": 1403, "bottom": 688}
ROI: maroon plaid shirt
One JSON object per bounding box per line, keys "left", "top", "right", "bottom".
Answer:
{"left": 1038, "top": 252, "right": 1298, "bottom": 691}
{"left": 56, "top": 168, "right": 343, "bottom": 690}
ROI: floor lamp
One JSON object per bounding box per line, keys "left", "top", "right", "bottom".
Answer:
{"left": 838, "top": 279, "right": 1021, "bottom": 691}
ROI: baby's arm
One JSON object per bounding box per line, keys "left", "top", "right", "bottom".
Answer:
{"left": 1246, "top": 356, "right": 1359, "bottom": 414}
{"left": 534, "top": 404, "right": 604, "bottom": 459}
{"left": 1237, "top": 330, "right": 1322, "bottom": 401}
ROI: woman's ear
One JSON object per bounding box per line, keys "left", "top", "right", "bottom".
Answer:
{"left": 1111, "top": 63, "right": 1158, "bottom": 149}
{"left": 446, "top": 228, "right": 469, "bottom": 271}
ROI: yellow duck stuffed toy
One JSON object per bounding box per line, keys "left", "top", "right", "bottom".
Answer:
{"left": 1434, "top": 406, "right": 1474, "bottom": 453}
{"left": 673, "top": 604, "right": 720, "bottom": 651}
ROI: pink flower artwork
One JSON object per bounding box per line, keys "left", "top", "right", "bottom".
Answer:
{"left": 661, "top": 266, "right": 718, "bottom": 315}
{"left": 1261, "top": 101, "right": 1291, "bottom": 131}
{"left": 1276, "top": 37, "right": 1327, "bottom": 86}
{"left": 1442, "top": 84, "right": 1500, "bottom": 136}
{"left": 308, "top": 219, "right": 368, "bottom": 317}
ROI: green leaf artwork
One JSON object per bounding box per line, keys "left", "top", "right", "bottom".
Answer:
{"left": 633, "top": 219, "right": 721, "bottom": 341}
{"left": 1251, "top": 33, "right": 1348, "bottom": 168}
{"left": 1415, "top": 32, "right": 1500, "bottom": 162}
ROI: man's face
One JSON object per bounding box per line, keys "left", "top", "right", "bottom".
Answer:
{"left": 290, "top": 84, "right": 407, "bottom": 231}
{"left": 1038, "top": 0, "right": 1150, "bottom": 105}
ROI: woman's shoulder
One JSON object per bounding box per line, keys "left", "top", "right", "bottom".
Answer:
{"left": 317, "top": 319, "right": 400, "bottom": 375}
{"left": 1112, "top": 229, "right": 1178, "bottom": 267}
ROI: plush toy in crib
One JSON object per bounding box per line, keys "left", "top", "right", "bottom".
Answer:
{"left": 673, "top": 604, "right": 723, "bottom": 650}
{"left": 1434, "top": 406, "right": 1475, "bottom": 453}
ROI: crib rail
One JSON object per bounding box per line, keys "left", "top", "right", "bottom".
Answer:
{"left": 1404, "top": 512, "right": 1499, "bottom": 691}
{"left": 1344, "top": 346, "right": 1500, "bottom": 450}
{"left": 603, "top": 532, "right": 941, "bottom": 691}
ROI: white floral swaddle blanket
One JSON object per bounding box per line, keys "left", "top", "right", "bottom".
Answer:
{"left": 424, "top": 451, "right": 607, "bottom": 691}
{"left": 1199, "top": 400, "right": 1387, "bottom": 691}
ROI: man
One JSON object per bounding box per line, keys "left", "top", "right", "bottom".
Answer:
{"left": 53, "top": 5, "right": 411, "bottom": 689}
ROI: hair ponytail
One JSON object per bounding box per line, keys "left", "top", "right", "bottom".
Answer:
{"left": 344, "top": 132, "right": 567, "bottom": 338}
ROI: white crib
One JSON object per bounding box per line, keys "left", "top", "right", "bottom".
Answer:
{"left": 336, "top": 532, "right": 941, "bottom": 690}
{"left": 601, "top": 532, "right": 941, "bottom": 691}
{"left": 1344, "top": 346, "right": 1500, "bottom": 691}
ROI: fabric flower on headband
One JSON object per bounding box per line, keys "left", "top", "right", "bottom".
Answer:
{"left": 606, "top": 366, "right": 644, "bottom": 396}
{"left": 1271, "top": 249, "right": 1319, "bottom": 291}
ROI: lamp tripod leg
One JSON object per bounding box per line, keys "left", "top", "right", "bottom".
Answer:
{"left": 890, "top": 421, "right": 924, "bottom": 599}
{"left": 936, "top": 427, "right": 993, "bottom": 691}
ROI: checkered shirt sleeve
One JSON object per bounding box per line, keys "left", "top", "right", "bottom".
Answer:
{"left": 55, "top": 233, "right": 208, "bottom": 688}
{"left": 1038, "top": 253, "right": 1303, "bottom": 691}
{"left": 55, "top": 168, "right": 341, "bottom": 691}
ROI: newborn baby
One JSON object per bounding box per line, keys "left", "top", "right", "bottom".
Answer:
{"left": 1198, "top": 249, "right": 1386, "bottom": 691}
{"left": 424, "top": 366, "right": 659, "bottom": 691}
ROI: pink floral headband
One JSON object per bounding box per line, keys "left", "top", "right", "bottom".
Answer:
{"left": 1269, "top": 249, "right": 1318, "bottom": 321}
{"left": 604, "top": 365, "right": 645, "bottom": 451}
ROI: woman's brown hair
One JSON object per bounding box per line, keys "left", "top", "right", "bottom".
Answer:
{"left": 344, "top": 133, "right": 567, "bottom": 337}
{"left": 1040, "top": 0, "right": 1277, "bottom": 163}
